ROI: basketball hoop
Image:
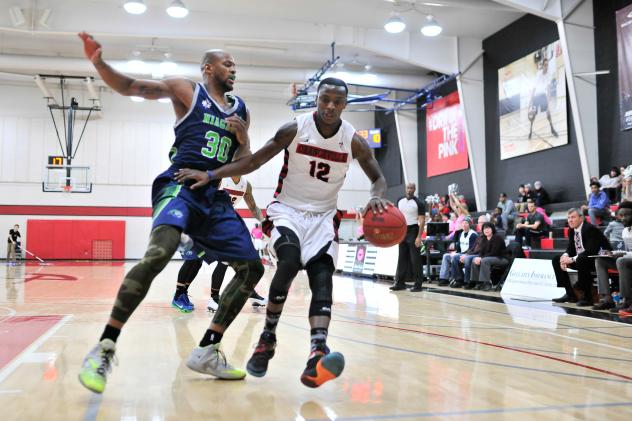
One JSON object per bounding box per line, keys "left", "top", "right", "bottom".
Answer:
{"left": 63, "top": 185, "right": 73, "bottom": 193}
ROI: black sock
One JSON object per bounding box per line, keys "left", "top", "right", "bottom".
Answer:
{"left": 199, "top": 329, "right": 223, "bottom": 347}
{"left": 210, "top": 288, "right": 220, "bottom": 299}
{"left": 263, "top": 310, "right": 282, "bottom": 334}
{"left": 310, "top": 328, "right": 328, "bottom": 353}
{"left": 100, "top": 324, "right": 121, "bottom": 343}
{"left": 175, "top": 283, "right": 189, "bottom": 298}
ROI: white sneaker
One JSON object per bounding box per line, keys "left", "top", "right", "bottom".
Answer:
{"left": 78, "top": 339, "right": 117, "bottom": 393}
{"left": 249, "top": 291, "right": 268, "bottom": 307}
{"left": 207, "top": 296, "right": 219, "bottom": 312}
{"left": 186, "top": 343, "right": 246, "bottom": 380}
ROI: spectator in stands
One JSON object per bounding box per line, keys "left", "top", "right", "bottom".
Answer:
{"left": 497, "top": 192, "right": 516, "bottom": 231}
{"left": 438, "top": 217, "right": 478, "bottom": 287}
{"left": 599, "top": 167, "right": 621, "bottom": 203}
{"left": 524, "top": 183, "right": 535, "bottom": 201}
{"left": 448, "top": 212, "right": 459, "bottom": 234}
{"left": 604, "top": 211, "right": 624, "bottom": 251}
{"left": 491, "top": 207, "right": 504, "bottom": 230}
{"left": 516, "top": 184, "right": 528, "bottom": 212}
{"left": 552, "top": 208, "right": 611, "bottom": 306}
{"left": 622, "top": 166, "right": 632, "bottom": 202}
{"left": 582, "top": 181, "right": 610, "bottom": 225}
{"left": 514, "top": 200, "right": 549, "bottom": 248}
{"left": 391, "top": 183, "right": 426, "bottom": 292}
{"left": 476, "top": 214, "right": 489, "bottom": 233}
{"left": 431, "top": 213, "right": 443, "bottom": 223}
{"left": 447, "top": 193, "right": 470, "bottom": 239}
{"left": 451, "top": 235, "right": 481, "bottom": 289}
{"left": 593, "top": 201, "right": 632, "bottom": 311}
{"left": 533, "top": 181, "right": 550, "bottom": 207}
{"left": 468, "top": 222, "right": 509, "bottom": 291}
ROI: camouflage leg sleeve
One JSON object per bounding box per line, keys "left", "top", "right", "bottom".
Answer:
{"left": 110, "top": 225, "right": 181, "bottom": 323}
{"left": 211, "top": 259, "right": 265, "bottom": 328}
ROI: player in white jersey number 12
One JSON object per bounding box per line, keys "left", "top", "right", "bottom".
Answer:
{"left": 175, "top": 77, "right": 390, "bottom": 388}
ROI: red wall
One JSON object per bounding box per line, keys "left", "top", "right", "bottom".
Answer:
{"left": 26, "top": 220, "right": 125, "bottom": 259}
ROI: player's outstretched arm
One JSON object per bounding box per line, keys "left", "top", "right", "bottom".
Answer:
{"left": 78, "top": 32, "right": 192, "bottom": 104}
{"left": 352, "top": 134, "right": 390, "bottom": 214}
{"left": 175, "top": 121, "right": 298, "bottom": 189}
{"left": 244, "top": 181, "right": 264, "bottom": 222}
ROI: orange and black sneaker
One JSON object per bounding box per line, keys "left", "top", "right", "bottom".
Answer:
{"left": 246, "top": 332, "right": 276, "bottom": 377}
{"left": 300, "top": 348, "right": 345, "bottom": 388}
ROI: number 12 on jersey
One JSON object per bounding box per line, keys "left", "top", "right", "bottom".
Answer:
{"left": 309, "top": 160, "right": 330, "bottom": 182}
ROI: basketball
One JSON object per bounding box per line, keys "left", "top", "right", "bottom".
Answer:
{"left": 362, "top": 205, "right": 407, "bottom": 247}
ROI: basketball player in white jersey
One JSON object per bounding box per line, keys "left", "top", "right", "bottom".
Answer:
{"left": 175, "top": 77, "right": 389, "bottom": 388}
{"left": 172, "top": 176, "right": 267, "bottom": 313}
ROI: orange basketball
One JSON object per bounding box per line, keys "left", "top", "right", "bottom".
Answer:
{"left": 362, "top": 205, "right": 407, "bottom": 247}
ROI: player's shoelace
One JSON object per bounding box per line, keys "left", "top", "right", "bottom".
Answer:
{"left": 96, "top": 349, "right": 118, "bottom": 376}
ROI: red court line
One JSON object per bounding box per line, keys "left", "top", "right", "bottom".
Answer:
{"left": 337, "top": 319, "right": 632, "bottom": 382}
{"left": 0, "top": 315, "right": 63, "bottom": 371}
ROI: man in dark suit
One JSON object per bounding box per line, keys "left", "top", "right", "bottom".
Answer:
{"left": 552, "top": 208, "right": 611, "bottom": 306}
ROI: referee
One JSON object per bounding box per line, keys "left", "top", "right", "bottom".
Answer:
{"left": 391, "top": 183, "right": 426, "bottom": 292}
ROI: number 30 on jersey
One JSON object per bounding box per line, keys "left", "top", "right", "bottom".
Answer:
{"left": 202, "top": 130, "right": 232, "bottom": 163}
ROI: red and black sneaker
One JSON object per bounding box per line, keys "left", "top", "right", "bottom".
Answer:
{"left": 300, "top": 348, "right": 345, "bottom": 388}
{"left": 246, "top": 332, "right": 276, "bottom": 377}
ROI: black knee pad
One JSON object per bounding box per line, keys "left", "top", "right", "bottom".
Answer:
{"left": 269, "top": 229, "right": 302, "bottom": 304}
{"left": 306, "top": 255, "right": 334, "bottom": 318}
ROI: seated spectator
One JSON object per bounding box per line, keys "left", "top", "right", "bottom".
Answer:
{"left": 430, "top": 213, "right": 443, "bottom": 223}
{"left": 516, "top": 184, "right": 528, "bottom": 212}
{"left": 451, "top": 235, "right": 481, "bottom": 289}
{"left": 497, "top": 192, "right": 516, "bottom": 232}
{"left": 441, "top": 213, "right": 450, "bottom": 224}
{"left": 447, "top": 212, "right": 458, "bottom": 234}
{"left": 533, "top": 181, "right": 550, "bottom": 207}
{"left": 593, "top": 201, "right": 632, "bottom": 311}
{"left": 437, "top": 217, "right": 478, "bottom": 286}
{"left": 447, "top": 193, "right": 470, "bottom": 239}
{"left": 468, "top": 222, "right": 509, "bottom": 291}
{"left": 599, "top": 167, "right": 621, "bottom": 203}
{"left": 514, "top": 200, "right": 549, "bottom": 248}
{"left": 476, "top": 214, "right": 489, "bottom": 233}
{"left": 491, "top": 207, "right": 504, "bottom": 230}
{"left": 552, "top": 208, "right": 611, "bottom": 307}
{"left": 524, "top": 183, "right": 535, "bottom": 202}
{"left": 604, "top": 212, "right": 624, "bottom": 251}
{"left": 622, "top": 166, "right": 632, "bottom": 202}
{"left": 581, "top": 181, "right": 610, "bottom": 225}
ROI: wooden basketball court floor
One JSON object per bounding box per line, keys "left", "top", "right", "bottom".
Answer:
{"left": 1, "top": 261, "right": 632, "bottom": 420}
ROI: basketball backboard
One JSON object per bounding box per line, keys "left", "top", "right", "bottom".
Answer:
{"left": 42, "top": 165, "right": 92, "bottom": 193}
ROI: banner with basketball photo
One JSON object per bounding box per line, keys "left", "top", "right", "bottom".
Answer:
{"left": 498, "top": 40, "right": 568, "bottom": 160}
{"left": 617, "top": 4, "right": 632, "bottom": 131}
{"left": 426, "top": 91, "right": 468, "bottom": 177}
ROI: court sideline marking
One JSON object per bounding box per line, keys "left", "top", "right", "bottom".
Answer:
{"left": 0, "top": 314, "right": 72, "bottom": 386}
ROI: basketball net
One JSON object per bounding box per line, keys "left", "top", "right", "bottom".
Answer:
{"left": 63, "top": 185, "right": 73, "bottom": 194}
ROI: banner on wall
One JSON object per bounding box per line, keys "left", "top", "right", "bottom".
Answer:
{"left": 498, "top": 40, "right": 568, "bottom": 160}
{"left": 616, "top": 4, "right": 632, "bottom": 131}
{"left": 426, "top": 91, "right": 468, "bottom": 177}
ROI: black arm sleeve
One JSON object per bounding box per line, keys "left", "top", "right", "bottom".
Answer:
{"left": 415, "top": 197, "right": 426, "bottom": 215}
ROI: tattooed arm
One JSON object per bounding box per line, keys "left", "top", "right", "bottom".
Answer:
{"left": 78, "top": 31, "right": 194, "bottom": 120}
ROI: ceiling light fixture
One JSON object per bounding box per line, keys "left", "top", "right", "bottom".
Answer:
{"left": 384, "top": 14, "right": 406, "bottom": 34}
{"left": 166, "top": 0, "right": 189, "bottom": 18}
{"left": 123, "top": 0, "right": 147, "bottom": 15}
{"left": 130, "top": 96, "right": 145, "bottom": 102}
{"left": 421, "top": 15, "right": 442, "bottom": 36}
{"left": 158, "top": 97, "right": 171, "bottom": 103}
{"left": 128, "top": 51, "right": 148, "bottom": 73}
{"left": 160, "top": 53, "right": 178, "bottom": 75}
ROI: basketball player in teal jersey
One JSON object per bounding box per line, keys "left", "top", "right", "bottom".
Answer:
{"left": 176, "top": 78, "right": 389, "bottom": 388}
{"left": 77, "top": 32, "right": 264, "bottom": 394}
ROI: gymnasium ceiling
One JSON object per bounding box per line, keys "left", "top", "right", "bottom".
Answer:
{"left": 0, "top": 0, "right": 524, "bottom": 92}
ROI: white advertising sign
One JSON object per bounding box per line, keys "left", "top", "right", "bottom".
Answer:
{"left": 501, "top": 258, "right": 565, "bottom": 300}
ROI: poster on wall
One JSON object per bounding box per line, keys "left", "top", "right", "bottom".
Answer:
{"left": 616, "top": 4, "right": 632, "bottom": 131}
{"left": 426, "top": 91, "right": 468, "bottom": 177}
{"left": 498, "top": 40, "right": 568, "bottom": 160}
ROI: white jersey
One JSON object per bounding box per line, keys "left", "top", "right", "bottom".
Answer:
{"left": 274, "top": 112, "right": 355, "bottom": 212}
{"left": 220, "top": 177, "right": 248, "bottom": 207}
